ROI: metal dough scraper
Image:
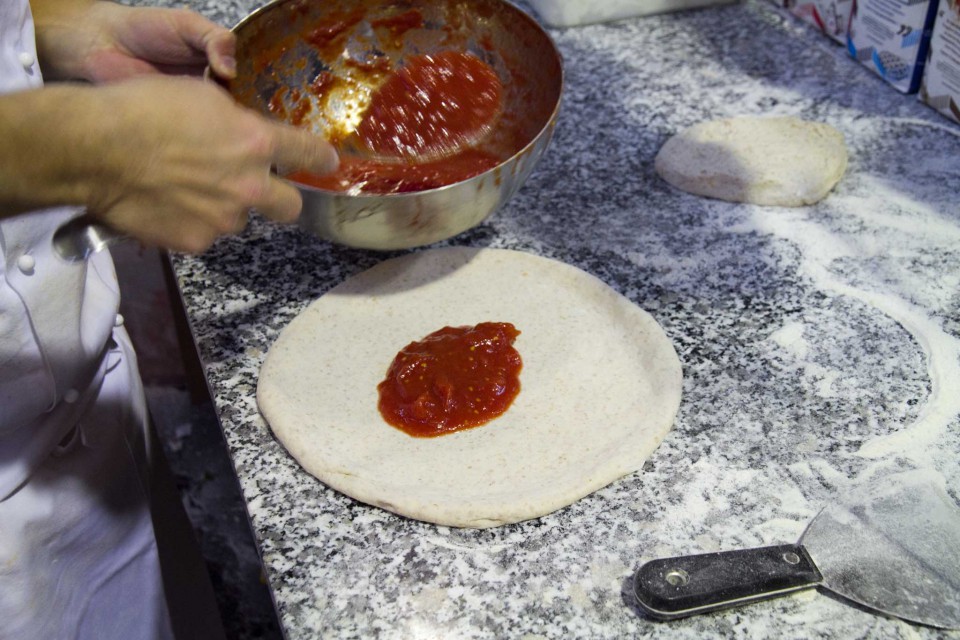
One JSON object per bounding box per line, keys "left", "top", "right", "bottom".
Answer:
{"left": 632, "top": 470, "right": 960, "bottom": 628}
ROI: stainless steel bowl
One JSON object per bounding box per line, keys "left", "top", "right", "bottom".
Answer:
{"left": 228, "top": 0, "right": 563, "bottom": 250}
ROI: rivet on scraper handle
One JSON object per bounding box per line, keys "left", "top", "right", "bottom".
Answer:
{"left": 633, "top": 544, "right": 823, "bottom": 620}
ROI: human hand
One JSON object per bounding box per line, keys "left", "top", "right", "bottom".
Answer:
{"left": 81, "top": 76, "right": 337, "bottom": 253}
{"left": 34, "top": 1, "right": 236, "bottom": 83}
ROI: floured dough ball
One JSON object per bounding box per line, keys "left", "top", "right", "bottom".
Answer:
{"left": 654, "top": 116, "right": 848, "bottom": 206}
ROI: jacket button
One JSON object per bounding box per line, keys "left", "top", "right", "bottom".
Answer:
{"left": 64, "top": 389, "right": 80, "bottom": 404}
{"left": 18, "top": 51, "right": 35, "bottom": 69}
{"left": 114, "top": 313, "right": 125, "bottom": 327}
{"left": 17, "top": 254, "right": 36, "bottom": 274}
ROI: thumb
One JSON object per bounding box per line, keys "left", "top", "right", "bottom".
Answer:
{"left": 269, "top": 122, "right": 340, "bottom": 177}
{"left": 173, "top": 10, "right": 237, "bottom": 78}
{"left": 205, "top": 29, "right": 237, "bottom": 80}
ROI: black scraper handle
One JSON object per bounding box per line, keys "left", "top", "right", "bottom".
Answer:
{"left": 633, "top": 544, "right": 823, "bottom": 620}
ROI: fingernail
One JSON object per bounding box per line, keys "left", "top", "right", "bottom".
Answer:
{"left": 221, "top": 55, "right": 237, "bottom": 79}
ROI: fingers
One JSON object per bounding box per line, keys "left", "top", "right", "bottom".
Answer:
{"left": 247, "top": 122, "right": 339, "bottom": 224}
{"left": 229, "top": 117, "right": 338, "bottom": 225}
{"left": 205, "top": 30, "right": 237, "bottom": 80}
{"left": 251, "top": 177, "right": 305, "bottom": 224}
{"left": 172, "top": 9, "right": 237, "bottom": 79}
{"left": 231, "top": 208, "right": 251, "bottom": 234}
{"left": 268, "top": 122, "right": 340, "bottom": 177}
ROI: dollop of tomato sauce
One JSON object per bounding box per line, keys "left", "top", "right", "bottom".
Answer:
{"left": 377, "top": 323, "right": 522, "bottom": 437}
{"left": 288, "top": 50, "right": 505, "bottom": 194}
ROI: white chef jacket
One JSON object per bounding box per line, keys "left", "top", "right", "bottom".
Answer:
{"left": 0, "top": 2, "right": 173, "bottom": 638}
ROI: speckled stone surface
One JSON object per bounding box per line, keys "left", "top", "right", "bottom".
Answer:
{"left": 154, "top": 0, "right": 960, "bottom": 637}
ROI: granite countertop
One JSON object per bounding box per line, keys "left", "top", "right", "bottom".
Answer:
{"left": 155, "top": 0, "right": 960, "bottom": 636}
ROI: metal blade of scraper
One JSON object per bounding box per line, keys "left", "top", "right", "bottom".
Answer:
{"left": 800, "top": 470, "right": 960, "bottom": 629}
{"left": 633, "top": 470, "right": 960, "bottom": 628}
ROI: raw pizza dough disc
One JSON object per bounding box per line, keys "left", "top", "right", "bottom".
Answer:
{"left": 654, "top": 116, "right": 848, "bottom": 206}
{"left": 257, "top": 247, "right": 682, "bottom": 528}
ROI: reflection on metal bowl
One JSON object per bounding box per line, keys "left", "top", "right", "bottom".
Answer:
{"left": 228, "top": 0, "right": 563, "bottom": 250}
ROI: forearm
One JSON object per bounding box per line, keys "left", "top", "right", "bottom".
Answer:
{"left": 0, "top": 85, "right": 107, "bottom": 218}
{"left": 29, "top": 0, "right": 95, "bottom": 23}
{"left": 30, "top": 0, "right": 100, "bottom": 81}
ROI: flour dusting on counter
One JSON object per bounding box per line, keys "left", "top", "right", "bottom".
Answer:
{"left": 769, "top": 321, "right": 809, "bottom": 359}
{"left": 743, "top": 117, "right": 960, "bottom": 464}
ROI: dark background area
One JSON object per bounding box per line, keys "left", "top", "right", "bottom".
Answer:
{"left": 114, "top": 244, "right": 282, "bottom": 640}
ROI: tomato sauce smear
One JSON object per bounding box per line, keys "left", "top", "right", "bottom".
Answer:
{"left": 378, "top": 322, "right": 522, "bottom": 437}
{"left": 356, "top": 50, "right": 502, "bottom": 159}
{"left": 288, "top": 50, "right": 504, "bottom": 194}
{"left": 287, "top": 149, "right": 500, "bottom": 194}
